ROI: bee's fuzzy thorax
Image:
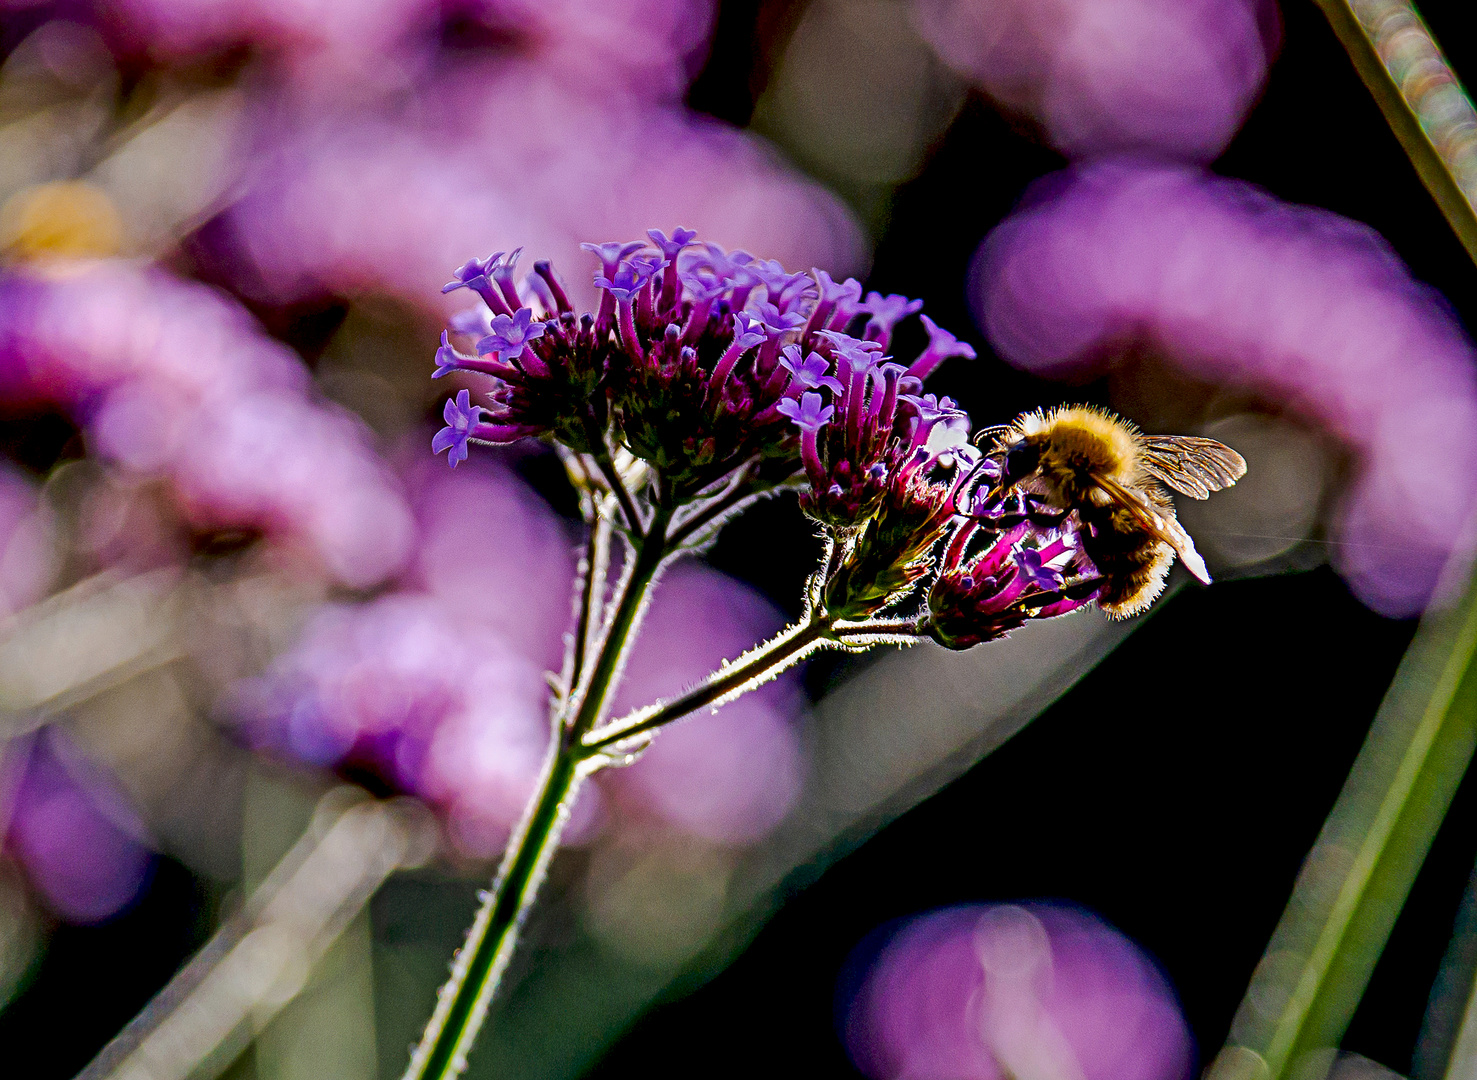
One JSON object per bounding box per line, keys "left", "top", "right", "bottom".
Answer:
{"left": 1012, "top": 405, "right": 1141, "bottom": 505}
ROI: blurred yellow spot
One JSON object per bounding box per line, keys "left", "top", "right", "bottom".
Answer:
{"left": 1, "top": 179, "right": 125, "bottom": 261}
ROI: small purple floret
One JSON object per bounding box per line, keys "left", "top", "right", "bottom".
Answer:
{"left": 779, "top": 346, "right": 845, "bottom": 394}
{"left": 647, "top": 228, "right": 698, "bottom": 259}
{"left": 1013, "top": 543, "right": 1064, "bottom": 590}
{"left": 595, "top": 260, "right": 662, "bottom": 304}
{"left": 434, "top": 331, "right": 470, "bottom": 378}
{"left": 476, "top": 307, "right": 546, "bottom": 361}
{"left": 777, "top": 391, "right": 835, "bottom": 433}
{"left": 908, "top": 314, "right": 978, "bottom": 380}
{"left": 442, "top": 252, "right": 503, "bottom": 294}
{"left": 432, "top": 389, "right": 483, "bottom": 468}
{"left": 581, "top": 241, "right": 646, "bottom": 275}
{"left": 754, "top": 302, "right": 808, "bottom": 337}
{"left": 860, "top": 292, "right": 924, "bottom": 343}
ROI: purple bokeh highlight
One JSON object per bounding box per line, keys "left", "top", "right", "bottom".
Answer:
{"left": 912, "top": 0, "right": 1278, "bottom": 160}
{"left": 842, "top": 903, "right": 1193, "bottom": 1080}
{"left": 105, "top": 0, "right": 715, "bottom": 103}
{"left": 0, "top": 263, "right": 414, "bottom": 588}
{"left": 2, "top": 732, "right": 155, "bottom": 925}
{"left": 975, "top": 159, "right": 1477, "bottom": 616}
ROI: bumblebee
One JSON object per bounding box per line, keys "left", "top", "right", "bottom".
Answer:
{"left": 969, "top": 406, "right": 1246, "bottom": 617}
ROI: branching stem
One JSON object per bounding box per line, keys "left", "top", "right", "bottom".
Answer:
{"left": 582, "top": 616, "right": 836, "bottom": 754}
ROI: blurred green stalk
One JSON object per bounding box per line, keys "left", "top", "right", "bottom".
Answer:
{"left": 1206, "top": 547, "right": 1477, "bottom": 1080}
{"left": 1315, "top": 0, "right": 1477, "bottom": 267}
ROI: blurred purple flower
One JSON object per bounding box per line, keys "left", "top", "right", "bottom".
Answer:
{"left": 214, "top": 70, "right": 866, "bottom": 317}
{"left": 234, "top": 590, "right": 566, "bottom": 857}
{"left": 975, "top": 159, "right": 1477, "bottom": 616}
{"left": 842, "top": 903, "right": 1193, "bottom": 1080}
{"left": 912, "top": 0, "right": 1279, "bottom": 159}
{"left": 0, "top": 263, "right": 413, "bottom": 588}
{"left": 2, "top": 732, "right": 155, "bottom": 925}
{"left": 107, "top": 0, "right": 716, "bottom": 103}
{"left": 405, "top": 456, "right": 577, "bottom": 671}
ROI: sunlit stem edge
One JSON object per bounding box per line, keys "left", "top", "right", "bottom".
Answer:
{"left": 1314, "top": 0, "right": 1477, "bottom": 268}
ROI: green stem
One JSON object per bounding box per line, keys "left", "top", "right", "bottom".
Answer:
{"left": 400, "top": 750, "right": 582, "bottom": 1080}
{"left": 566, "top": 507, "right": 671, "bottom": 736}
{"left": 402, "top": 508, "right": 672, "bottom": 1080}
{"left": 1315, "top": 0, "right": 1477, "bottom": 267}
{"left": 1206, "top": 553, "right": 1477, "bottom": 1080}
{"left": 582, "top": 615, "right": 836, "bottom": 754}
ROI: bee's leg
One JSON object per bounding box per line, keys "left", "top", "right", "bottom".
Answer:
{"left": 1021, "top": 493, "right": 1070, "bottom": 530}
{"left": 1064, "top": 577, "right": 1105, "bottom": 601}
{"left": 982, "top": 494, "right": 1031, "bottom": 529}
{"left": 1017, "top": 576, "right": 1104, "bottom": 610}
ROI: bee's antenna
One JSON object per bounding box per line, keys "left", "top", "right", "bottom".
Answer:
{"left": 972, "top": 424, "right": 1010, "bottom": 449}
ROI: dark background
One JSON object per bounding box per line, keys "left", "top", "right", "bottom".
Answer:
{"left": 6, "top": 2, "right": 1477, "bottom": 1077}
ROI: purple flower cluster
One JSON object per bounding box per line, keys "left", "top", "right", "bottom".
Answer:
{"left": 976, "top": 160, "right": 1477, "bottom": 615}
{"left": 842, "top": 904, "right": 1193, "bottom": 1080}
{"left": 0, "top": 264, "right": 413, "bottom": 588}
{"left": 912, "top": 0, "right": 1278, "bottom": 160}
{"left": 433, "top": 233, "right": 972, "bottom": 500}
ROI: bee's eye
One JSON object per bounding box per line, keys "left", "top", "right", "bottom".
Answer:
{"left": 1002, "top": 443, "right": 1041, "bottom": 487}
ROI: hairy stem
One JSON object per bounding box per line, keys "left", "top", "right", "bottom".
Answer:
{"left": 403, "top": 508, "right": 672, "bottom": 1080}
{"left": 401, "top": 749, "right": 586, "bottom": 1080}
{"left": 582, "top": 615, "right": 836, "bottom": 754}
{"left": 566, "top": 513, "right": 612, "bottom": 697}
{"left": 591, "top": 448, "right": 643, "bottom": 539}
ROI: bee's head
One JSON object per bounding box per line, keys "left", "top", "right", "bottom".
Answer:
{"left": 1001, "top": 440, "right": 1042, "bottom": 489}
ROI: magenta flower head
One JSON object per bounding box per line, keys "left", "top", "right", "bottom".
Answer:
{"left": 928, "top": 516, "right": 1102, "bottom": 648}
{"left": 841, "top": 903, "right": 1193, "bottom": 1080}
{"left": 801, "top": 367, "right": 983, "bottom": 617}
{"left": 976, "top": 159, "right": 1477, "bottom": 616}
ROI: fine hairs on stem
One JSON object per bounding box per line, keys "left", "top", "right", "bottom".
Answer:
{"left": 408, "top": 231, "right": 1245, "bottom": 1079}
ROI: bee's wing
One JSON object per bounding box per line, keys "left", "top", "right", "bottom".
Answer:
{"left": 1094, "top": 473, "right": 1213, "bottom": 584}
{"left": 1138, "top": 436, "right": 1247, "bottom": 500}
